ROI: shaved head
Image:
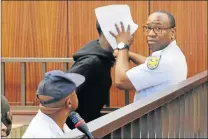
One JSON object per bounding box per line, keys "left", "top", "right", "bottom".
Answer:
{"left": 150, "top": 11, "right": 176, "bottom": 28}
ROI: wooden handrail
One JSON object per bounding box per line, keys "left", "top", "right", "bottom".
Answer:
{"left": 61, "top": 70, "right": 207, "bottom": 138}
{"left": 1, "top": 57, "right": 130, "bottom": 106}
{"left": 1, "top": 57, "right": 74, "bottom": 62}
{"left": 10, "top": 106, "right": 118, "bottom": 116}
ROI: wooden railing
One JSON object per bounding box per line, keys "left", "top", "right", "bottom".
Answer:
{"left": 1, "top": 57, "right": 130, "bottom": 106}
{"left": 1, "top": 57, "right": 73, "bottom": 106}
{"left": 61, "top": 70, "right": 207, "bottom": 138}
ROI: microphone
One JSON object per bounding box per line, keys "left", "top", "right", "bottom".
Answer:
{"left": 68, "top": 111, "right": 94, "bottom": 139}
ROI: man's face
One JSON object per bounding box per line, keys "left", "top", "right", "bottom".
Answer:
{"left": 144, "top": 13, "right": 175, "bottom": 52}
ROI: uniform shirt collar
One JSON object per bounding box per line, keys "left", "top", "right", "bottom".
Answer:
{"left": 151, "top": 40, "right": 177, "bottom": 56}
{"left": 38, "top": 110, "right": 71, "bottom": 136}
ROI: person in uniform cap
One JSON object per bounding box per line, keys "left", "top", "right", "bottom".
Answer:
{"left": 22, "top": 70, "right": 85, "bottom": 138}
{"left": 110, "top": 11, "right": 187, "bottom": 101}
{"left": 1, "top": 95, "right": 12, "bottom": 137}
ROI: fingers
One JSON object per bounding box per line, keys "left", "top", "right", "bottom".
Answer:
{"left": 120, "top": 22, "right": 125, "bottom": 32}
{"left": 119, "top": 22, "right": 130, "bottom": 32}
{"left": 109, "top": 22, "right": 131, "bottom": 38}
{"left": 115, "top": 24, "right": 120, "bottom": 34}
{"left": 109, "top": 31, "right": 116, "bottom": 38}
{"left": 127, "top": 24, "right": 130, "bottom": 32}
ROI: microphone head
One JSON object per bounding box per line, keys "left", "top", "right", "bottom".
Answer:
{"left": 68, "top": 111, "right": 89, "bottom": 130}
{"left": 68, "top": 111, "right": 94, "bottom": 139}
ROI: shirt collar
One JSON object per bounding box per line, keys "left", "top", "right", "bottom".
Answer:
{"left": 165, "top": 40, "right": 177, "bottom": 51}
{"left": 151, "top": 40, "right": 177, "bottom": 56}
{"left": 38, "top": 110, "right": 71, "bottom": 136}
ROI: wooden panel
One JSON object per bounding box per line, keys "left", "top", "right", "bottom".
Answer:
{"left": 122, "top": 123, "right": 131, "bottom": 138}
{"left": 174, "top": 98, "right": 180, "bottom": 138}
{"left": 179, "top": 95, "right": 185, "bottom": 138}
{"left": 198, "top": 85, "right": 203, "bottom": 137}
{"left": 112, "top": 128, "right": 122, "bottom": 138}
{"left": 68, "top": 1, "right": 149, "bottom": 107}
{"left": 139, "top": 115, "right": 148, "bottom": 138}
{"left": 131, "top": 118, "right": 140, "bottom": 138}
{"left": 200, "top": 82, "right": 208, "bottom": 138}
{"left": 193, "top": 87, "right": 199, "bottom": 137}
{"left": 2, "top": 1, "right": 67, "bottom": 105}
{"left": 150, "top": 1, "right": 207, "bottom": 78}
{"left": 168, "top": 101, "right": 176, "bottom": 138}
{"left": 4, "top": 63, "right": 21, "bottom": 105}
{"left": 147, "top": 111, "right": 155, "bottom": 138}
{"left": 154, "top": 107, "right": 162, "bottom": 138}
{"left": 161, "top": 104, "right": 169, "bottom": 138}
{"left": 184, "top": 92, "right": 191, "bottom": 137}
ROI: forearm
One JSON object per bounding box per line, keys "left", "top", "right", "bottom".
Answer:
{"left": 129, "top": 51, "right": 147, "bottom": 65}
{"left": 115, "top": 49, "right": 129, "bottom": 84}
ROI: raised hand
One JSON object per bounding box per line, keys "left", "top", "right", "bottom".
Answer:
{"left": 109, "top": 22, "right": 134, "bottom": 46}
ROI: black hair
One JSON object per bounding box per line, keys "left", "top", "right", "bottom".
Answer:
{"left": 156, "top": 11, "right": 176, "bottom": 28}
{"left": 96, "top": 20, "right": 103, "bottom": 35}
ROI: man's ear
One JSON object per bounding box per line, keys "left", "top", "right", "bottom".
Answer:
{"left": 170, "top": 27, "right": 176, "bottom": 40}
{"left": 65, "top": 97, "right": 72, "bottom": 109}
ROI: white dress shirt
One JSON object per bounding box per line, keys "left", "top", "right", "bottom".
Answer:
{"left": 126, "top": 40, "right": 187, "bottom": 101}
{"left": 22, "top": 110, "right": 71, "bottom": 138}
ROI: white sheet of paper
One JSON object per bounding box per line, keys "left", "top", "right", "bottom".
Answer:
{"left": 95, "top": 5, "right": 138, "bottom": 49}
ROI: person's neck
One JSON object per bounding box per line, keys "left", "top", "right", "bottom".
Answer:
{"left": 48, "top": 111, "right": 69, "bottom": 130}
{"left": 157, "top": 40, "right": 174, "bottom": 51}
